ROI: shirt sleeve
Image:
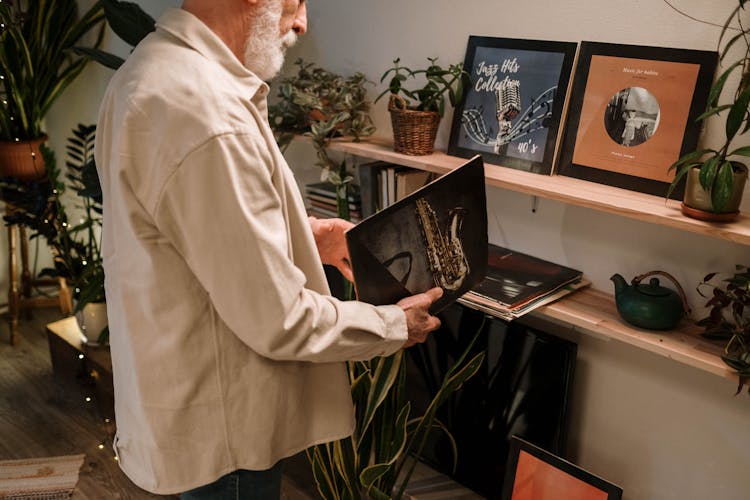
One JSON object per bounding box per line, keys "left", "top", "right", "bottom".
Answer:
{"left": 153, "top": 131, "right": 407, "bottom": 362}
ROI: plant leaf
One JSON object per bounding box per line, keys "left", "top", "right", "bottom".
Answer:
{"left": 699, "top": 155, "right": 721, "bottom": 192}
{"left": 711, "top": 160, "right": 736, "bottom": 212}
{"left": 101, "top": 0, "right": 156, "bottom": 47}
{"left": 726, "top": 81, "right": 750, "bottom": 142}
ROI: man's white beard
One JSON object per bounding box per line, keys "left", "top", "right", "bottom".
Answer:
{"left": 243, "top": 4, "right": 297, "bottom": 81}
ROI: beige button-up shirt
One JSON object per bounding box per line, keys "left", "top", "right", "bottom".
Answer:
{"left": 95, "top": 8, "right": 407, "bottom": 494}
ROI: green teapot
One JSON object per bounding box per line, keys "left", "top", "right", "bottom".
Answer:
{"left": 610, "top": 271, "right": 691, "bottom": 330}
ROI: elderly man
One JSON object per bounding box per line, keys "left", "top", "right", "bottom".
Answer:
{"left": 95, "top": 0, "right": 443, "bottom": 498}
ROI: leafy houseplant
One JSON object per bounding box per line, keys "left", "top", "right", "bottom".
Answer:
{"left": 375, "top": 57, "right": 467, "bottom": 155}
{"left": 270, "top": 59, "right": 376, "bottom": 220}
{"left": 696, "top": 265, "right": 750, "bottom": 394}
{"left": 668, "top": 0, "right": 750, "bottom": 219}
{"left": 307, "top": 324, "right": 485, "bottom": 499}
{"left": 1, "top": 124, "right": 105, "bottom": 342}
{"left": 0, "top": 0, "right": 105, "bottom": 180}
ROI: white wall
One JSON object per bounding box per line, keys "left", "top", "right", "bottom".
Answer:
{"left": 281, "top": 4, "right": 750, "bottom": 496}
{"left": 29, "top": 0, "right": 750, "bottom": 499}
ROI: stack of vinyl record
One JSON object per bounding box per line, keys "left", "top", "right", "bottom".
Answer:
{"left": 305, "top": 182, "right": 362, "bottom": 222}
{"left": 459, "top": 244, "right": 588, "bottom": 321}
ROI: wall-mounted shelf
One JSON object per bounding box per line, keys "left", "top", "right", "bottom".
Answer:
{"left": 528, "top": 288, "right": 731, "bottom": 380}
{"left": 313, "top": 136, "right": 739, "bottom": 381}
{"left": 326, "top": 137, "right": 750, "bottom": 246}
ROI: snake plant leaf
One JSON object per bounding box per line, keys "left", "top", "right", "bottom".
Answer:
{"left": 308, "top": 446, "right": 341, "bottom": 500}
{"left": 366, "top": 486, "right": 392, "bottom": 500}
{"left": 331, "top": 439, "right": 356, "bottom": 496}
{"left": 434, "top": 351, "right": 485, "bottom": 409}
{"left": 358, "top": 352, "right": 403, "bottom": 445}
{"left": 360, "top": 402, "right": 410, "bottom": 489}
{"left": 101, "top": 0, "right": 156, "bottom": 48}
{"left": 712, "top": 160, "right": 736, "bottom": 212}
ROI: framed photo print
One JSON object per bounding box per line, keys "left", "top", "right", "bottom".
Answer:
{"left": 501, "top": 436, "right": 623, "bottom": 500}
{"left": 557, "top": 41, "right": 717, "bottom": 198}
{"left": 448, "top": 36, "right": 577, "bottom": 174}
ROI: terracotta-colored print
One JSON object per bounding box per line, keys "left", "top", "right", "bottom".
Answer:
{"left": 572, "top": 55, "right": 700, "bottom": 183}
{"left": 511, "top": 451, "right": 608, "bottom": 500}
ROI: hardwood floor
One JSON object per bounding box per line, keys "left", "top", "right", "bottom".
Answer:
{"left": 0, "top": 305, "right": 317, "bottom": 499}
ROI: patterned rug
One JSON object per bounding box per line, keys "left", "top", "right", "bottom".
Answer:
{"left": 0, "top": 454, "right": 85, "bottom": 500}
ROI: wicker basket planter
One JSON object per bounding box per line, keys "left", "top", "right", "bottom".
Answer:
{"left": 0, "top": 136, "right": 48, "bottom": 182}
{"left": 388, "top": 95, "right": 440, "bottom": 156}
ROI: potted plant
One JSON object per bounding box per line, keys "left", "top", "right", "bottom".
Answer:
{"left": 668, "top": 0, "right": 750, "bottom": 221}
{"left": 696, "top": 265, "right": 750, "bottom": 394}
{"left": 0, "top": 0, "right": 105, "bottom": 181}
{"left": 1, "top": 124, "right": 106, "bottom": 344}
{"left": 307, "top": 323, "right": 485, "bottom": 499}
{"left": 376, "top": 57, "right": 468, "bottom": 156}
{"left": 270, "top": 59, "right": 376, "bottom": 220}
{"left": 65, "top": 124, "right": 106, "bottom": 344}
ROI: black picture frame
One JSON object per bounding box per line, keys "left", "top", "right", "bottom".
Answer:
{"left": 557, "top": 41, "right": 718, "bottom": 199}
{"left": 448, "top": 36, "right": 577, "bottom": 174}
{"left": 501, "top": 436, "right": 623, "bottom": 500}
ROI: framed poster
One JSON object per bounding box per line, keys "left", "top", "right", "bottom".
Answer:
{"left": 501, "top": 436, "right": 623, "bottom": 500}
{"left": 448, "top": 36, "right": 577, "bottom": 174}
{"left": 557, "top": 41, "right": 717, "bottom": 198}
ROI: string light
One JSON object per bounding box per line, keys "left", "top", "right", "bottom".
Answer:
{"left": 85, "top": 396, "right": 92, "bottom": 402}
{"left": 78, "top": 354, "right": 84, "bottom": 360}
{"left": 98, "top": 443, "right": 104, "bottom": 450}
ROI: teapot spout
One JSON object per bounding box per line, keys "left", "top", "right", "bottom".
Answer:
{"left": 610, "top": 273, "right": 627, "bottom": 295}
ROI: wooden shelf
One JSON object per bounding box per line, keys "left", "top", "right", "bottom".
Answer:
{"left": 327, "top": 137, "right": 750, "bottom": 246}
{"left": 460, "top": 287, "right": 731, "bottom": 380}
{"left": 530, "top": 288, "right": 732, "bottom": 380}
{"left": 315, "top": 136, "right": 741, "bottom": 380}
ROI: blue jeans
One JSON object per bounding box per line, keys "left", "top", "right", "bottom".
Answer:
{"left": 180, "top": 463, "right": 282, "bottom": 500}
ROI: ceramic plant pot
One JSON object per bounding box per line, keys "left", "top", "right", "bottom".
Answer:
{"left": 681, "top": 166, "right": 748, "bottom": 222}
{"left": 75, "top": 301, "right": 108, "bottom": 346}
{"left": 0, "top": 136, "right": 48, "bottom": 182}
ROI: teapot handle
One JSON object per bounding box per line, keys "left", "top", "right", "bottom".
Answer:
{"left": 633, "top": 270, "right": 692, "bottom": 315}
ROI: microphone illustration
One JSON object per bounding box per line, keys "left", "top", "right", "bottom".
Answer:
{"left": 494, "top": 80, "right": 521, "bottom": 153}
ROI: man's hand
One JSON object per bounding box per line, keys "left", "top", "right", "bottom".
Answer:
{"left": 309, "top": 216, "right": 355, "bottom": 282}
{"left": 397, "top": 287, "right": 443, "bottom": 348}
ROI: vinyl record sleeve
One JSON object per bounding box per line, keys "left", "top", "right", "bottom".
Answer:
{"left": 346, "top": 155, "right": 488, "bottom": 313}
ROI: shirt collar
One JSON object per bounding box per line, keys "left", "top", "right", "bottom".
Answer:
{"left": 155, "top": 8, "right": 269, "bottom": 100}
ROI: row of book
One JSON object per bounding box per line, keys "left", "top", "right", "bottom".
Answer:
{"left": 459, "top": 244, "right": 588, "bottom": 321}
{"left": 357, "top": 161, "right": 436, "bottom": 218}
{"left": 305, "top": 162, "right": 436, "bottom": 222}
